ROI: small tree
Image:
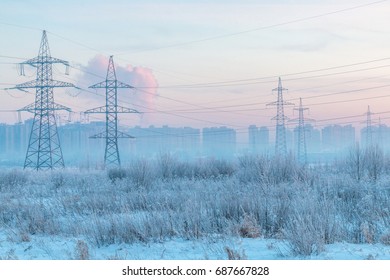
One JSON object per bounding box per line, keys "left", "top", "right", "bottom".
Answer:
{"left": 364, "top": 144, "right": 383, "bottom": 182}
{"left": 346, "top": 143, "right": 364, "bottom": 181}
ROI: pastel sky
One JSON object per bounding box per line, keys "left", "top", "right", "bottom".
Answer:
{"left": 1, "top": 0, "right": 390, "bottom": 140}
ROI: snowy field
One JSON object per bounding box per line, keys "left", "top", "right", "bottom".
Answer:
{"left": 1, "top": 231, "right": 390, "bottom": 260}
{"left": 1, "top": 152, "right": 390, "bottom": 260}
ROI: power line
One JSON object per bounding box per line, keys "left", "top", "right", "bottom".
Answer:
{"left": 3, "top": 45, "right": 390, "bottom": 133}
{"left": 20, "top": 69, "right": 390, "bottom": 132}
{"left": 0, "top": 21, "right": 41, "bottom": 32}
{"left": 114, "top": 0, "right": 389, "bottom": 55}
{"left": 5, "top": 66, "right": 390, "bottom": 130}
{"left": 133, "top": 59, "right": 390, "bottom": 89}
{"left": 0, "top": 55, "right": 28, "bottom": 60}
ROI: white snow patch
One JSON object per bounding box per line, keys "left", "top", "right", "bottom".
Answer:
{"left": 1, "top": 230, "right": 389, "bottom": 260}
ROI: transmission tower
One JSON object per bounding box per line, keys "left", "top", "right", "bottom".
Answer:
{"left": 290, "top": 98, "right": 310, "bottom": 164}
{"left": 10, "top": 30, "right": 75, "bottom": 170}
{"left": 85, "top": 55, "right": 139, "bottom": 168}
{"left": 365, "top": 105, "right": 373, "bottom": 147}
{"left": 267, "top": 77, "right": 293, "bottom": 157}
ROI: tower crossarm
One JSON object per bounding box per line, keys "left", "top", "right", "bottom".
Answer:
{"left": 11, "top": 79, "right": 75, "bottom": 90}
{"left": 289, "top": 117, "right": 315, "bottom": 123}
{"left": 89, "top": 131, "right": 135, "bottom": 139}
{"left": 271, "top": 115, "right": 290, "bottom": 121}
{"left": 117, "top": 131, "right": 135, "bottom": 138}
{"left": 18, "top": 102, "right": 71, "bottom": 113}
{"left": 21, "top": 56, "right": 69, "bottom": 66}
{"left": 84, "top": 105, "right": 139, "bottom": 114}
{"left": 89, "top": 80, "right": 133, "bottom": 89}
{"left": 52, "top": 103, "right": 72, "bottom": 112}
{"left": 266, "top": 100, "right": 294, "bottom": 106}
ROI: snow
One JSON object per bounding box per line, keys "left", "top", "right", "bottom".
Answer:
{"left": 1, "top": 229, "right": 390, "bottom": 260}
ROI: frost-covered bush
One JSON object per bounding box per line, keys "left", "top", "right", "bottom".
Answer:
{"left": 74, "top": 240, "right": 89, "bottom": 260}
{"left": 364, "top": 145, "right": 384, "bottom": 182}
{"left": 107, "top": 167, "right": 127, "bottom": 182}
{"left": 0, "top": 169, "right": 28, "bottom": 190}
{"left": 155, "top": 154, "right": 236, "bottom": 180}
{"left": 127, "top": 159, "right": 155, "bottom": 188}
{"left": 380, "top": 232, "right": 390, "bottom": 245}
{"left": 282, "top": 189, "right": 339, "bottom": 255}
{"left": 237, "top": 155, "right": 269, "bottom": 183}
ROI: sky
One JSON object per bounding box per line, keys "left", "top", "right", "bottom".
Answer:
{"left": 1, "top": 0, "right": 390, "bottom": 140}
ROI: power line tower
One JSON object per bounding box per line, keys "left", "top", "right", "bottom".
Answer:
{"left": 267, "top": 77, "right": 293, "bottom": 157}
{"left": 10, "top": 30, "right": 75, "bottom": 170}
{"left": 291, "top": 98, "right": 310, "bottom": 164}
{"left": 365, "top": 105, "right": 373, "bottom": 147}
{"left": 85, "top": 55, "right": 139, "bottom": 168}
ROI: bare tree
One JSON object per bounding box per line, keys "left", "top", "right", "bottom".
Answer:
{"left": 364, "top": 144, "right": 384, "bottom": 182}
{"left": 346, "top": 143, "right": 365, "bottom": 181}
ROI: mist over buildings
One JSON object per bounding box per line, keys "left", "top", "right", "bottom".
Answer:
{"left": 1, "top": 119, "right": 387, "bottom": 167}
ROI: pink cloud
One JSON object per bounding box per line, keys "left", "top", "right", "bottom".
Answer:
{"left": 79, "top": 54, "right": 158, "bottom": 116}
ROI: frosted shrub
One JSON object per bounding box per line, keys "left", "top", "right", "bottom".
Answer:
{"left": 284, "top": 218, "right": 325, "bottom": 256}
{"left": 238, "top": 214, "right": 261, "bottom": 238}
{"left": 224, "top": 246, "right": 247, "bottom": 260}
{"left": 157, "top": 153, "right": 176, "bottom": 179}
{"left": 207, "top": 159, "right": 235, "bottom": 177}
{"left": 85, "top": 212, "right": 177, "bottom": 246}
{"left": 18, "top": 203, "right": 59, "bottom": 235}
{"left": 364, "top": 145, "right": 384, "bottom": 182}
{"left": 345, "top": 144, "right": 365, "bottom": 181}
{"left": 237, "top": 155, "right": 268, "bottom": 183}
{"left": 50, "top": 171, "right": 66, "bottom": 189}
{"left": 0, "top": 169, "right": 27, "bottom": 189}
{"left": 283, "top": 192, "right": 330, "bottom": 256}
{"left": 128, "top": 159, "right": 155, "bottom": 188}
{"left": 107, "top": 167, "right": 127, "bottom": 182}
{"left": 360, "top": 221, "right": 375, "bottom": 244}
{"left": 380, "top": 232, "right": 390, "bottom": 245}
{"left": 237, "top": 154, "right": 301, "bottom": 185}
{"left": 74, "top": 240, "right": 89, "bottom": 260}
{"left": 156, "top": 154, "right": 235, "bottom": 180}
{"left": 268, "top": 155, "right": 298, "bottom": 184}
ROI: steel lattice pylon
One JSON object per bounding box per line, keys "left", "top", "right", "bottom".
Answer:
{"left": 365, "top": 105, "right": 373, "bottom": 147}
{"left": 85, "top": 56, "right": 139, "bottom": 167}
{"left": 11, "top": 30, "right": 75, "bottom": 170}
{"left": 267, "top": 77, "right": 293, "bottom": 157}
{"left": 292, "top": 98, "right": 309, "bottom": 164}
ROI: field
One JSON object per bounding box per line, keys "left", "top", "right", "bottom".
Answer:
{"left": 1, "top": 149, "right": 390, "bottom": 260}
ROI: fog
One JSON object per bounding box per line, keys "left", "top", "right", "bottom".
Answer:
{"left": 1, "top": 119, "right": 389, "bottom": 167}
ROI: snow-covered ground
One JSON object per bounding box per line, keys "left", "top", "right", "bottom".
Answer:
{"left": 1, "top": 157, "right": 390, "bottom": 261}
{"left": 1, "top": 230, "right": 390, "bottom": 260}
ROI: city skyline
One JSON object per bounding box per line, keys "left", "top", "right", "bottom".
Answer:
{"left": 2, "top": 118, "right": 389, "bottom": 167}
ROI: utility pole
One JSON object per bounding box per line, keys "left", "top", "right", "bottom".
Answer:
{"left": 267, "top": 77, "right": 293, "bottom": 157}
{"left": 10, "top": 30, "right": 75, "bottom": 170}
{"left": 85, "top": 56, "right": 139, "bottom": 168}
